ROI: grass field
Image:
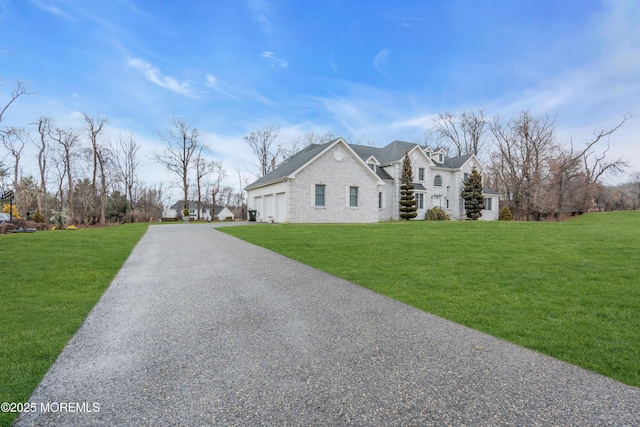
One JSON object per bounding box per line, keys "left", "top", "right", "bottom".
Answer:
{"left": 221, "top": 211, "right": 640, "bottom": 387}
{"left": 0, "top": 223, "right": 148, "bottom": 427}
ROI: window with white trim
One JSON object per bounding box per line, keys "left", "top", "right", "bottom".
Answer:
{"left": 315, "top": 184, "right": 325, "bottom": 207}
{"left": 349, "top": 186, "right": 358, "bottom": 207}
{"left": 378, "top": 192, "right": 383, "bottom": 209}
{"left": 416, "top": 193, "right": 424, "bottom": 209}
{"left": 434, "top": 175, "right": 443, "bottom": 187}
{"left": 418, "top": 168, "right": 424, "bottom": 181}
{"left": 484, "top": 197, "right": 492, "bottom": 211}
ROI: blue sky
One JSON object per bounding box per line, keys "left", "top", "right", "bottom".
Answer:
{"left": 1, "top": 0, "right": 639, "bottom": 199}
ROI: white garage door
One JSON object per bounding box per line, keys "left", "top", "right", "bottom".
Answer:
{"left": 264, "top": 195, "right": 274, "bottom": 220}
{"left": 275, "top": 192, "right": 286, "bottom": 223}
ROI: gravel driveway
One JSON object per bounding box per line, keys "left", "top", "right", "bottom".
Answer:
{"left": 15, "top": 223, "right": 640, "bottom": 426}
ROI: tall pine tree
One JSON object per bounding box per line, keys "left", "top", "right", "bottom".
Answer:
{"left": 399, "top": 152, "right": 418, "bottom": 220}
{"left": 461, "top": 166, "right": 484, "bottom": 219}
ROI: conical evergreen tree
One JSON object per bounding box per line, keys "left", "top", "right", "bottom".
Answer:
{"left": 461, "top": 166, "right": 484, "bottom": 220}
{"left": 399, "top": 152, "right": 417, "bottom": 220}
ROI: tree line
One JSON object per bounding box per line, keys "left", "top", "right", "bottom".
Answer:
{"left": 242, "top": 111, "right": 638, "bottom": 221}
{"left": 4, "top": 76, "right": 638, "bottom": 224}
{"left": 429, "top": 109, "right": 635, "bottom": 220}
{"left": 0, "top": 80, "right": 241, "bottom": 225}
{"left": 1, "top": 112, "right": 167, "bottom": 226}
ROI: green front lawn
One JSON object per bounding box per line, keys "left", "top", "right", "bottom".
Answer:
{"left": 221, "top": 212, "right": 640, "bottom": 387}
{"left": 0, "top": 224, "right": 148, "bottom": 427}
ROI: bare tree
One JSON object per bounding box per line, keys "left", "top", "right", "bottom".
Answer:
{"left": 1, "top": 126, "right": 28, "bottom": 188}
{"left": 235, "top": 167, "right": 247, "bottom": 220}
{"left": 34, "top": 116, "right": 52, "bottom": 222}
{"left": 540, "top": 142, "right": 585, "bottom": 221}
{"left": 280, "top": 131, "right": 335, "bottom": 159}
{"left": 50, "top": 127, "right": 81, "bottom": 222}
{"left": 111, "top": 132, "right": 140, "bottom": 222}
{"left": 95, "top": 144, "right": 111, "bottom": 225}
{"left": 152, "top": 116, "right": 202, "bottom": 211}
{"left": 83, "top": 113, "right": 108, "bottom": 191}
{"left": 244, "top": 126, "right": 280, "bottom": 177}
{"left": 133, "top": 183, "right": 164, "bottom": 221}
{"left": 629, "top": 171, "right": 640, "bottom": 210}
{"left": 488, "top": 110, "right": 556, "bottom": 220}
{"left": 193, "top": 146, "right": 215, "bottom": 220}
{"left": 432, "top": 109, "right": 488, "bottom": 157}
{"left": 0, "top": 80, "right": 29, "bottom": 124}
{"left": 0, "top": 159, "right": 8, "bottom": 189}
{"left": 206, "top": 161, "right": 227, "bottom": 212}
{"left": 578, "top": 114, "right": 631, "bottom": 211}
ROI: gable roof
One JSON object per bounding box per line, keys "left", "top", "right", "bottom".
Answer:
{"left": 246, "top": 138, "right": 384, "bottom": 191}
{"left": 377, "top": 140, "right": 424, "bottom": 164}
{"left": 439, "top": 154, "right": 474, "bottom": 169}
{"left": 245, "top": 143, "right": 330, "bottom": 190}
{"left": 245, "top": 138, "right": 485, "bottom": 191}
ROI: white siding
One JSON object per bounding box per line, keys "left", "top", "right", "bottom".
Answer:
{"left": 247, "top": 181, "right": 288, "bottom": 222}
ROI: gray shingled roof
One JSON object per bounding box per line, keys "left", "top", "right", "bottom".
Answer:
{"left": 437, "top": 154, "right": 474, "bottom": 169}
{"left": 377, "top": 140, "right": 421, "bottom": 164}
{"left": 245, "top": 142, "right": 332, "bottom": 190}
{"left": 245, "top": 139, "right": 482, "bottom": 191}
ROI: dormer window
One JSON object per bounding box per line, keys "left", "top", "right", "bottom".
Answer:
{"left": 368, "top": 163, "right": 375, "bottom": 172}
{"left": 434, "top": 175, "right": 443, "bottom": 187}
{"left": 438, "top": 153, "right": 443, "bottom": 163}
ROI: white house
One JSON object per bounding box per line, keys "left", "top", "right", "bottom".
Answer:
{"left": 163, "top": 201, "right": 235, "bottom": 221}
{"left": 245, "top": 138, "right": 499, "bottom": 223}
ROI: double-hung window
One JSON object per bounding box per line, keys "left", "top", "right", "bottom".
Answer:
{"left": 418, "top": 168, "right": 425, "bottom": 181}
{"left": 416, "top": 193, "right": 424, "bottom": 209}
{"left": 484, "top": 198, "right": 492, "bottom": 210}
{"left": 315, "top": 184, "right": 325, "bottom": 207}
{"left": 349, "top": 186, "right": 358, "bottom": 207}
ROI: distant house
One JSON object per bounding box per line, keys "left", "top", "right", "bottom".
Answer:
{"left": 163, "top": 201, "right": 235, "bottom": 221}
{"left": 245, "top": 138, "right": 499, "bottom": 223}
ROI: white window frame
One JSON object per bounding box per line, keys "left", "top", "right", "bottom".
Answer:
{"left": 349, "top": 186, "right": 358, "bottom": 208}
{"left": 315, "top": 184, "right": 325, "bottom": 207}
{"left": 484, "top": 197, "right": 492, "bottom": 211}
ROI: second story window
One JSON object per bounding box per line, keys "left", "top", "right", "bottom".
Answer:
{"left": 434, "top": 175, "right": 443, "bottom": 187}
{"left": 418, "top": 168, "right": 424, "bottom": 181}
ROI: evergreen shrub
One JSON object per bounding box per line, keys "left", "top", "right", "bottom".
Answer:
{"left": 499, "top": 206, "right": 513, "bottom": 221}
{"left": 425, "top": 207, "right": 449, "bottom": 220}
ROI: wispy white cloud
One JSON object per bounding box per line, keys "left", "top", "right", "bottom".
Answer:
{"left": 127, "top": 58, "right": 194, "bottom": 97}
{"left": 329, "top": 58, "right": 339, "bottom": 73}
{"left": 392, "top": 15, "right": 424, "bottom": 29}
{"left": 26, "top": 0, "right": 71, "bottom": 19}
{"left": 246, "top": 0, "right": 274, "bottom": 34}
{"left": 205, "top": 74, "right": 240, "bottom": 100}
{"left": 204, "top": 73, "right": 277, "bottom": 107}
{"left": 373, "top": 48, "right": 391, "bottom": 78}
{"left": 260, "top": 51, "right": 288, "bottom": 68}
